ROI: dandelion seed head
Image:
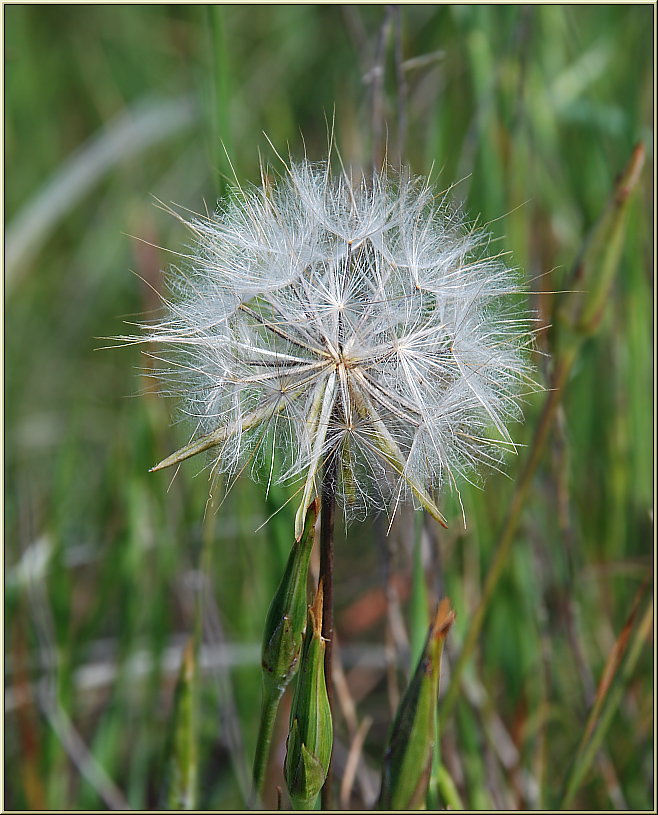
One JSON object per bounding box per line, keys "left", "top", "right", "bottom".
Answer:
{"left": 145, "top": 153, "right": 536, "bottom": 531}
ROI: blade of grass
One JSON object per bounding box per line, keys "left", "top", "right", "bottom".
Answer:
{"left": 25, "top": 542, "right": 131, "bottom": 810}
{"left": 199, "top": 510, "right": 251, "bottom": 804}
{"left": 5, "top": 95, "right": 198, "bottom": 292}
{"left": 560, "top": 576, "right": 651, "bottom": 808}
{"left": 441, "top": 142, "right": 646, "bottom": 720}
{"left": 160, "top": 637, "right": 198, "bottom": 810}
{"left": 207, "top": 5, "right": 233, "bottom": 198}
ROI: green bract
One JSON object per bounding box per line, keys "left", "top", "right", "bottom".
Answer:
{"left": 252, "top": 501, "right": 318, "bottom": 802}
{"left": 377, "top": 599, "right": 455, "bottom": 810}
{"left": 262, "top": 500, "right": 318, "bottom": 696}
{"left": 285, "top": 583, "right": 333, "bottom": 810}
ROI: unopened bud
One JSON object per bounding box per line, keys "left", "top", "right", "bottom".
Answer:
{"left": 252, "top": 502, "right": 319, "bottom": 803}
{"left": 262, "top": 500, "right": 318, "bottom": 698}
{"left": 284, "top": 582, "right": 333, "bottom": 810}
{"left": 377, "top": 599, "right": 455, "bottom": 810}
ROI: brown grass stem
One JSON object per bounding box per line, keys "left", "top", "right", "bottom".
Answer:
{"left": 441, "top": 352, "right": 575, "bottom": 719}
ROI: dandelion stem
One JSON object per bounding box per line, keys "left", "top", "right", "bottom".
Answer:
{"left": 319, "top": 454, "right": 336, "bottom": 810}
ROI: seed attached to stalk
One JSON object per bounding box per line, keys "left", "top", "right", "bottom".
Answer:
{"left": 135, "top": 154, "right": 535, "bottom": 534}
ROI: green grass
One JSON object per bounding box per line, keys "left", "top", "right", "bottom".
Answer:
{"left": 4, "top": 5, "right": 653, "bottom": 810}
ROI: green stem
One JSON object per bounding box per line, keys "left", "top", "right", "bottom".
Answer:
{"left": 410, "top": 511, "right": 429, "bottom": 669}
{"left": 320, "top": 456, "right": 336, "bottom": 810}
{"left": 197, "top": 512, "right": 216, "bottom": 645}
{"left": 207, "top": 5, "right": 232, "bottom": 198}
{"left": 252, "top": 685, "right": 283, "bottom": 806}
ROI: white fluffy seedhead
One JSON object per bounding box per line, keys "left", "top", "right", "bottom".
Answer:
{"left": 144, "top": 153, "right": 536, "bottom": 535}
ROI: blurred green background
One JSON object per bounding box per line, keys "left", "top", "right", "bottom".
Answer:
{"left": 4, "top": 5, "right": 653, "bottom": 810}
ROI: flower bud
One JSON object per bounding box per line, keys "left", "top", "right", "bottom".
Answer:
{"left": 261, "top": 499, "right": 318, "bottom": 698}
{"left": 252, "top": 501, "right": 319, "bottom": 803}
{"left": 377, "top": 599, "right": 455, "bottom": 810}
{"left": 284, "top": 582, "right": 333, "bottom": 810}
